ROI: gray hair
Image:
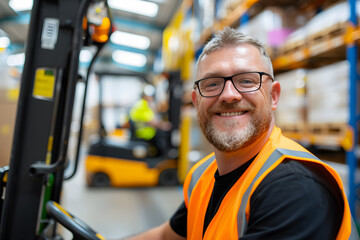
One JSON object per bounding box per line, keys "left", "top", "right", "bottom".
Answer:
{"left": 196, "top": 27, "right": 274, "bottom": 76}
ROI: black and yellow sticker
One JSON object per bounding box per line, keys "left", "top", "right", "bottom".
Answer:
{"left": 33, "top": 68, "right": 56, "bottom": 99}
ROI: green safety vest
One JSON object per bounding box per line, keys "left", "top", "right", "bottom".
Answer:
{"left": 129, "top": 99, "right": 156, "bottom": 140}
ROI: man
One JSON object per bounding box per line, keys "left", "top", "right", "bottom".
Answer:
{"left": 124, "top": 27, "right": 358, "bottom": 239}
{"left": 129, "top": 86, "right": 158, "bottom": 141}
{"left": 129, "top": 84, "right": 171, "bottom": 156}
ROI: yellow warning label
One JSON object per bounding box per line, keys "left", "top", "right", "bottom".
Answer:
{"left": 33, "top": 68, "right": 56, "bottom": 99}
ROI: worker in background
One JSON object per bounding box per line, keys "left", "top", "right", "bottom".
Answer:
{"left": 122, "top": 27, "right": 358, "bottom": 239}
{"left": 129, "top": 84, "right": 171, "bottom": 156}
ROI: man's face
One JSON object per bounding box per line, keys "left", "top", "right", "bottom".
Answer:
{"left": 192, "top": 44, "right": 280, "bottom": 152}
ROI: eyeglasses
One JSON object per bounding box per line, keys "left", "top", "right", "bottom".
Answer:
{"left": 194, "top": 71, "right": 274, "bottom": 97}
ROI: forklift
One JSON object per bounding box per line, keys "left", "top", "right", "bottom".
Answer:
{"left": 0, "top": 0, "right": 116, "bottom": 239}
{"left": 85, "top": 71, "right": 183, "bottom": 187}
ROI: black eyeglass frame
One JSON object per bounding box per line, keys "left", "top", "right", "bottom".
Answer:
{"left": 194, "top": 71, "right": 274, "bottom": 98}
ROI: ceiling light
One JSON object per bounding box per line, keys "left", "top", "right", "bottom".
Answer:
{"left": 112, "top": 50, "right": 147, "bottom": 68}
{"left": 110, "top": 31, "right": 150, "bottom": 50}
{"left": 0, "top": 36, "right": 11, "bottom": 49}
{"left": 7, "top": 53, "right": 25, "bottom": 67}
{"left": 9, "top": 0, "right": 33, "bottom": 12}
{"left": 79, "top": 49, "right": 93, "bottom": 63}
{"left": 108, "top": 0, "right": 158, "bottom": 17}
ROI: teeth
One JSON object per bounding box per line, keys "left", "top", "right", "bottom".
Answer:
{"left": 220, "top": 111, "right": 245, "bottom": 116}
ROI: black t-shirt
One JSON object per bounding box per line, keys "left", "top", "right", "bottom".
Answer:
{"left": 170, "top": 159, "right": 343, "bottom": 239}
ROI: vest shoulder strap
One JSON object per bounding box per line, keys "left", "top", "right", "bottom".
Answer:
{"left": 187, "top": 154, "right": 216, "bottom": 204}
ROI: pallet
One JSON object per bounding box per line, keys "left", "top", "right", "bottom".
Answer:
{"left": 308, "top": 123, "right": 348, "bottom": 148}
{"left": 278, "top": 38, "right": 307, "bottom": 56}
{"left": 279, "top": 123, "right": 311, "bottom": 145}
{"left": 308, "top": 122, "right": 348, "bottom": 136}
{"left": 279, "top": 123, "right": 307, "bottom": 134}
{"left": 280, "top": 123, "right": 353, "bottom": 148}
{"left": 308, "top": 22, "right": 347, "bottom": 56}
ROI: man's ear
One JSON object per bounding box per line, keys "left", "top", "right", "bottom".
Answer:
{"left": 271, "top": 81, "right": 281, "bottom": 111}
{"left": 191, "top": 89, "right": 198, "bottom": 108}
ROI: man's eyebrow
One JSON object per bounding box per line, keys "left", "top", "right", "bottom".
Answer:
{"left": 200, "top": 72, "right": 222, "bottom": 78}
{"left": 199, "top": 70, "right": 250, "bottom": 79}
{"left": 199, "top": 71, "right": 232, "bottom": 78}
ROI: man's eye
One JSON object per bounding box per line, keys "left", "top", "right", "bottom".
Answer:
{"left": 239, "top": 79, "right": 256, "bottom": 84}
{"left": 202, "top": 79, "right": 222, "bottom": 88}
{"left": 206, "top": 82, "right": 220, "bottom": 87}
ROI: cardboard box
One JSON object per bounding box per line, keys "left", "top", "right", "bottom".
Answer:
{"left": 275, "top": 69, "right": 307, "bottom": 126}
{"left": 307, "top": 61, "right": 349, "bottom": 124}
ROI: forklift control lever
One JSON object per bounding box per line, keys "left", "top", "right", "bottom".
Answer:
{"left": 28, "top": 159, "right": 64, "bottom": 177}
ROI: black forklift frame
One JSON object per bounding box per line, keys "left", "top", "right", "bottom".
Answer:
{"left": 0, "top": 0, "right": 183, "bottom": 238}
{"left": 0, "top": 0, "right": 97, "bottom": 238}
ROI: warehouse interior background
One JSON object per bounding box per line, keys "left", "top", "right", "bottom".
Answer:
{"left": 0, "top": 0, "right": 360, "bottom": 238}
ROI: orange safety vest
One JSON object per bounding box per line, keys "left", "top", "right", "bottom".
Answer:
{"left": 183, "top": 126, "right": 359, "bottom": 240}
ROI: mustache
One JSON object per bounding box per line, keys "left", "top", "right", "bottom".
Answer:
{"left": 207, "top": 102, "right": 255, "bottom": 114}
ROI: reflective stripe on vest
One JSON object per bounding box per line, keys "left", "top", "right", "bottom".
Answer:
{"left": 187, "top": 154, "right": 215, "bottom": 203}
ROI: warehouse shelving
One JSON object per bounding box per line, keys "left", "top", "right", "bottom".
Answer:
{"left": 346, "top": 0, "right": 359, "bottom": 220}
{"left": 273, "top": 23, "right": 347, "bottom": 71}
{"left": 195, "top": 0, "right": 341, "bottom": 49}
{"left": 196, "top": 0, "right": 260, "bottom": 48}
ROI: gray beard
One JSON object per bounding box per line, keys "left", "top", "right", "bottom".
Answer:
{"left": 205, "top": 119, "right": 256, "bottom": 152}
{"left": 199, "top": 110, "right": 272, "bottom": 152}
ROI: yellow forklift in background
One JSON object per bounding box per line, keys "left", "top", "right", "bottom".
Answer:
{"left": 84, "top": 71, "right": 183, "bottom": 187}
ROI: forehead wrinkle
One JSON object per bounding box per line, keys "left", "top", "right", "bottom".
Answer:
{"left": 198, "top": 66, "right": 257, "bottom": 80}
{"left": 199, "top": 70, "right": 227, "bottom": 79}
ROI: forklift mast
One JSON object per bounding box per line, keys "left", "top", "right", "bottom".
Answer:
{"left": 0, "top": 0, "right": 94, "bottom": 238}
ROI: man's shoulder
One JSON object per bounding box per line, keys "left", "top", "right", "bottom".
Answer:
{"left": 253, "top": 158, "right": 344, "bottom": 210}
{"left": 246, "top": 160, "right": 343, "bottom": 239}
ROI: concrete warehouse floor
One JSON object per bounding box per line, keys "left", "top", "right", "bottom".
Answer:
{"left": 60, "top": 161, "right": 183, "bottom": 239}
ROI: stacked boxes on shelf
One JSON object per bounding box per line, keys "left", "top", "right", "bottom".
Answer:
{"left": 306, "top": 61, "right": 350, "bottom": 131}
{"left": 306, "top": 2, "right": 352, "bottom": 56}
{"left": 237, "top": 7, "right": 311, "bottom": 57}
{"left": 275, "top": 61, "right": 357, "bottom": 146}
{"left": 279, "top": 1, "right": 360, "bottom": 57}
{"left": 193, "top": 0, "right": 215, "bottom": 43}
{"left": 275, "top": 69, "right": 307, "bottom": 133}
{"left": 215, "top": 0, "right": 244, "bottom": 21}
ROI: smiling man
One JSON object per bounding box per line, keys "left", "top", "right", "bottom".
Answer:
{"left": 123, "top": 27, "right": 358, "bottom": 240}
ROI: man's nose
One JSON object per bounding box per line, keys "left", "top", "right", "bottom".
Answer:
{"left": 218, "top": 80, "right": 243, "bottom": 102}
